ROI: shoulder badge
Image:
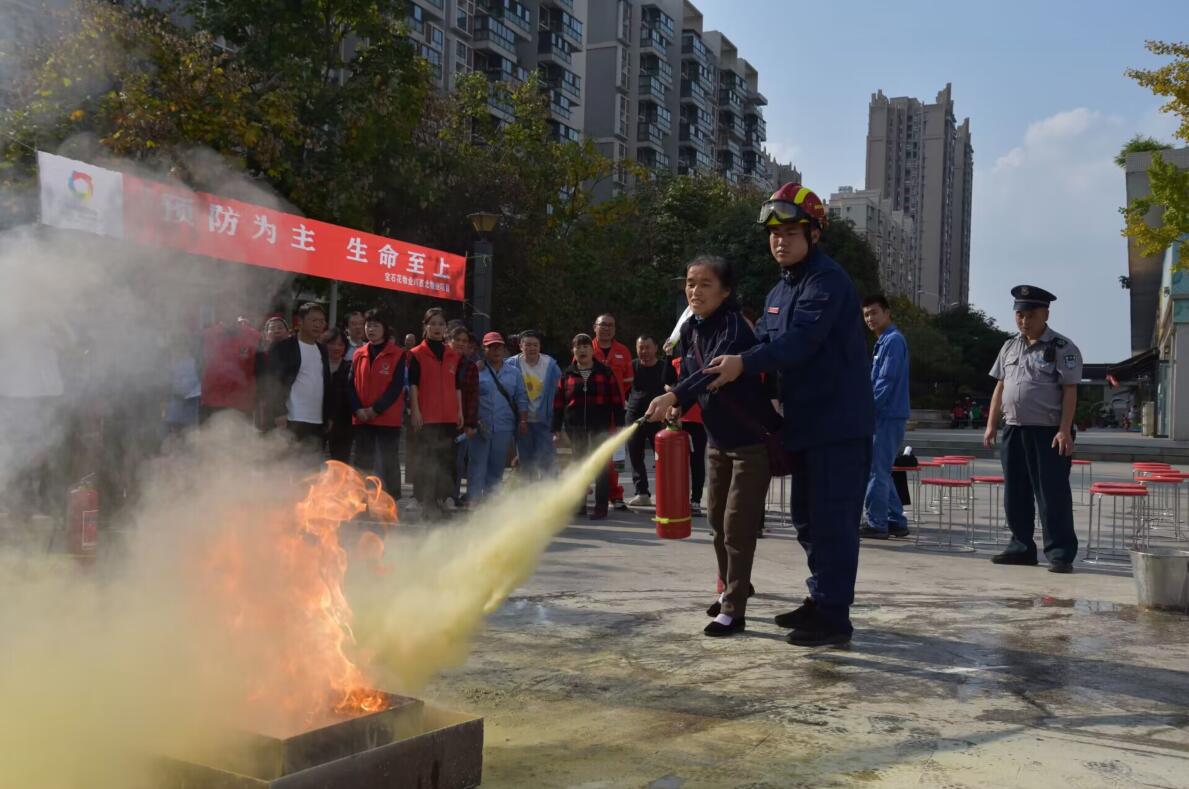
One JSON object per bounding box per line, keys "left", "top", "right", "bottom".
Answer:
{"left": 1055, "top": 338, "right": 1067, "bottom": 348}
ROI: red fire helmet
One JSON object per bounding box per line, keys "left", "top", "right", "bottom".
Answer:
{"left": 757, "top": 183, "right": 828, "bottom": 229}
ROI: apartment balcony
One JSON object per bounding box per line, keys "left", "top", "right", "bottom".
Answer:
{"left": 678, "top": 148, "right": 714, "bottom": 175}
{"left": 718, "top": 134, "right": 742, "bottom": 159}
{"left": 549, "top": 119, "right": 581, "bottom": 143}
{"left": 678, "top": 122, "right": 710, "bottom": 154}
{"left": 540, "top": 7, "right": 583, "bottom": 49}
{"left": 640, "top": 54, "right": 673, "bottom": 87}
{"left": 745, "top": 113, "right": 767, "bottom": 141}
{"left": 474, "top": 16, "right": 518, "bottom": 58}
{"left": 719, "top": 87, "right": 745, "bottom": 110}
{"left": 743, "top": 128, "right": 764, "bottom": 150}
{"left": 637, "top": 121, "right": 666, "bottom": 149}
{"left": 549, "top": 92, "right": 573, "bottom": 122}
{"left": 719, "top": 111, "right": 745, "bottom": 140}
{"left": 538, "top": 31, "right": 573, "bottom": 65}
{"left": 637, "top": 147, "right": 671, "bottom": 172}
{"left": 750, "top": 90, "right": 768, "bottom": 107}
{"left": 487, "top": 84, "right": 515, "bottom": 123}
{"left": 641, "top": 4, "right": 676, "bottom": 39}
{"left": 539, "top": 64, "right": 582, "bottom": 101}
{"left": 541, "top": 0, "right": 574, "bottom": 10}
{"left": 681, "top": 32, "right": 712, "bottom": 68}
{"left": 638, "top": 74, "right": 667, "bottom": 104}
{"left": 411, "top": 0, "right": 445, "bottom": 18}
{"left": 640, "top": 108, "right": 672, "bottom": 135}
{"left": 679, "top": 78, "right": 710, "bottom": 112}
{"left": 639, "top": 26, "right": 669, "bottom": 58}
{"left": 485, "top": 60, "right": 530, "bottom": 87}
{"left": 405, "top": 14, "right": 425, "bottom": 37}
{"left": 720, "top": 70, "right": 747, "bottom": 93}
{"left": 477, "top": 0, "right": 533, "bottom": 40}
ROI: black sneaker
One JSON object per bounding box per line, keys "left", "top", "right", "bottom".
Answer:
{"left": 706, "top": 583, "right": 756, "bottom": 617}
{"left": 859, "top": 524, "right": 889, "bottom": 540}
{"left": 991, "top": 551, "right": 1039, "bottom": 566}
{"left": 787, "top": 626, "right": 852, "bottom": 647}
{"left": 704, "top": 617, "right": 746, "bottom": 637}
{"left": 1048, "top": 560, "right": 1073, "bottom": 574}
{"left": 888, "top": 523, "right": 910, "bottom": 538}
{"left": 774, "top": 597, "right": 816, "bottom": 629}
{"left": 612, "top": 499, "right": 629, "bottom": 511}
{"left": 690, "top": 501, "right": 703, "bottom": 516}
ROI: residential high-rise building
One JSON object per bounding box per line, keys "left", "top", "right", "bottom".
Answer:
{"left": 827, "top": 187, "right": 915, "bottom": 299}
{"left": 865, "top": 83, "right": 972, "bottom": 312}
{"left": 582, "top": 0, "right": 771, "bottom": 198}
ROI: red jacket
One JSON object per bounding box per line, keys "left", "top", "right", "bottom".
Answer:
{"left": 351, "top": 340, "right": 406, "bottom": 427}
{"left": 672, "top": 357, "right": 702, "bottom": 423}
{"left": 201, "top": 323, "right": 260, "bottom": 411}
{"left": 552, "top": 360, "right": 626, "bottom": 433}
{"left": 410, "top": 341, "right": 461, "bottom": 425}
{"left": 593, "top": 340, "right": 633, "bottom": 399}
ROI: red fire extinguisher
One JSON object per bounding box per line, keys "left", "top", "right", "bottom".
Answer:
{"left": 653, "top": 424, "right": 691, "bottom": 539}
{"left": 66, "top": 475, "right": 99, "bottom": 558}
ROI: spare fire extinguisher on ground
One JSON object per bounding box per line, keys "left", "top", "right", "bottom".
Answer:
{"left": 65, "top": 474, "right": 99, "bottom": 561}
{"left": 653, "top": 423, "right": 691, "bottom": 539}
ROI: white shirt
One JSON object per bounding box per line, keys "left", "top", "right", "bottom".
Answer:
{"left": 286, "top": 340, "right": 324, "bottom": 424}
{"left": 518, "top": 354, "right": 553, "bottom": 421}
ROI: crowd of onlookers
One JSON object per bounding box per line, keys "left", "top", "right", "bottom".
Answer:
{"left": 173, "top": 303, "right": 705, "bottom": 521}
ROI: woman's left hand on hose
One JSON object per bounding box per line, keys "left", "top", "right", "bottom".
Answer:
{"left": 643, "top": 392, "right": 678, "bottom": 423}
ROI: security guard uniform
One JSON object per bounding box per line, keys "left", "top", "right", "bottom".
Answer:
{"left": 990, "top": 286, "right": 1082, "bottom": 565}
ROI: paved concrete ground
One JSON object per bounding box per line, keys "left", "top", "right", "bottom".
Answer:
{"left": 424, "top": 458, "right": 1189, "bottom": 788}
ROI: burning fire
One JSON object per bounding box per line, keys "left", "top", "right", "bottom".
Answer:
{"left": 201, "top": 461, "right": 397, "bottom": 733}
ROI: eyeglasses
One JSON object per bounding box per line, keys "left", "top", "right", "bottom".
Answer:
{"left": 757, "top": 200, "right": 810, "bottom": 227}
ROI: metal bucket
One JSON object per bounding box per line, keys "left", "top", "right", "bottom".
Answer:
{"left": 1130, "top": 548, "right": 1189, "bottom": 613}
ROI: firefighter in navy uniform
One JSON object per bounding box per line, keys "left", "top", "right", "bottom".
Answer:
{"left": 703, "top": 183, "right": 874, "bottom": 647}
{"left": 984, "top": 286, "right": 1083, "bottom": 573}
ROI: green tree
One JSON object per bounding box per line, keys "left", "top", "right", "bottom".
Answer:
{"left": 1114, "top": 133, "right": 1170, "bottom": 167}
{"left": 1122, "top": 41, "right": 1189, "bottom": 262}
{"left": 0, "top": 1, "right": 301, "bottom": 224}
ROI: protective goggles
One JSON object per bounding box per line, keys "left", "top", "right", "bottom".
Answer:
{"left": 757, "top": 200, "right": 810, "bottom": 227}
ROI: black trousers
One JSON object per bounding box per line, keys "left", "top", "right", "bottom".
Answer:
{"left": 414, "top": 423, "right": 456, "bottom": 506}
{"left": 1000, "top": 425, "right": 1077, "bottom": 563}
{"left": 789, "top": 438, "right": 871, "bottom": 633}
{"left": 627, "top": 420, "right": 663, "bottom": 495}
{"left": 685, "top": 422, "right": 707, "bottom": 503}
{"left": 353, "top": 424, "right": 402, "bottom": 501}
{"left": 569, "top": 428, "right": 610, "bottom": 514}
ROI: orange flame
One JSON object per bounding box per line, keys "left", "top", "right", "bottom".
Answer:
{"left": 200, "top": 461, "right": 397, "bottom": 733}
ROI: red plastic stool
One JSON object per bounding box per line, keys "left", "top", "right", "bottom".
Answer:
{"left": 916, "top": 460, "right": 944, "bottom": 512}
{"left": 916, "top": 478, "right": 974, "bottom": 552}
{"left": 1085, "top": 483, "right": 1147, "bottom": 565}
{"left": 971, "top": 475, "right": 1005, "bottom": 545}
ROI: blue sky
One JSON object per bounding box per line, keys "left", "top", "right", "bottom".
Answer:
{"left": 691, "top": 0, "right": 1185, "bottom": 361}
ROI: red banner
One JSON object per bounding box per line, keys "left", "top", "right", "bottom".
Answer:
{"left": 121, "top": 174, "right": 466, "bottom": 301}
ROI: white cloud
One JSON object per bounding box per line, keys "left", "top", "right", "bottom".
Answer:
{"left": 969, "top": 107, "right": 1159, "bottom": 362}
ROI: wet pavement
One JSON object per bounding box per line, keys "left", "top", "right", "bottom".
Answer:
{"left": 423, "top": 459, "right": 1189, "bottom": 788}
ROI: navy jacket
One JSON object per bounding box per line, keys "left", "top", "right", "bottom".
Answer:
{"left": 673, "top": 305, "right": 781, "bottom": 451}
{"left": 741, "top": 248, "right": 875, "bottom": 451}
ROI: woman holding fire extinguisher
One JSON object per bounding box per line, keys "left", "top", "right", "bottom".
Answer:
{"left": 645, "top": 256, "right": 779, "bottom": 637}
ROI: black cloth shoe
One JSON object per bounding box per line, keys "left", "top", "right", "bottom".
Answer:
{"left": 1048, "top": 560, "right": 1074, "bottom": 574}
{"left": 787, "top": 625, "right": 852, "bottom": 647}
{"left": 774, "top": 597, "right": 816, "bottom": 629}
{"left": 704, "top": 617, "right": 746, "bottom": 637}
{"left": 859, "top": 524, "right": 889, "bottom": 540}
{"left": 991, "top": 551, "right": 1039, "bottom": 566}
{"left": 888, "top": 524, "right": 911, "bottom": 538}
{"left": 706, "top": 583, "right": 756, "bottom": 617}
{"left": 612, "top": 499, "right": 628, "bottom": 511}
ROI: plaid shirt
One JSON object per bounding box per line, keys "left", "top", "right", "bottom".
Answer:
{"left": 458, "top": 357, "right": 479, "bottom": 429}
{"left": 552, "top": 360, "right": 626, "bottom": 433}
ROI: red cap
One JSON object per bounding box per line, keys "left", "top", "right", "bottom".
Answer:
{"left": 482, "top": 332, "right": 505, "bottom": 347}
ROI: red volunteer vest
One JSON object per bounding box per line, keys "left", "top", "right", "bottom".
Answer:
{"left": 351, "top": 340, "right": 405, "bottom": 427}
{"left": 410, "top": 341, "right": 460, "bottom": 424}
{"left": 593, "top": 340, "right": 633, "bottom": 398}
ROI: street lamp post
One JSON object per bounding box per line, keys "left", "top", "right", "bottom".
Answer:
{"left": 468, "top": 211, "right": 499, "bottom": 337}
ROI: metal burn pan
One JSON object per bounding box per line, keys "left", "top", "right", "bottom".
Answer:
{"left": 157, "top": 693, "right": 483, "bottom": 788}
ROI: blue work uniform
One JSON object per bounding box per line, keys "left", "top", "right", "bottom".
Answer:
{"left": 864, "top": 324, "right": 911, "bottom": 532}
{"left": 991, "top": 326, "right": 1083, "bottom": 563}
{"left": 741, "top": 247, "right": 875, "bottom": 634}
